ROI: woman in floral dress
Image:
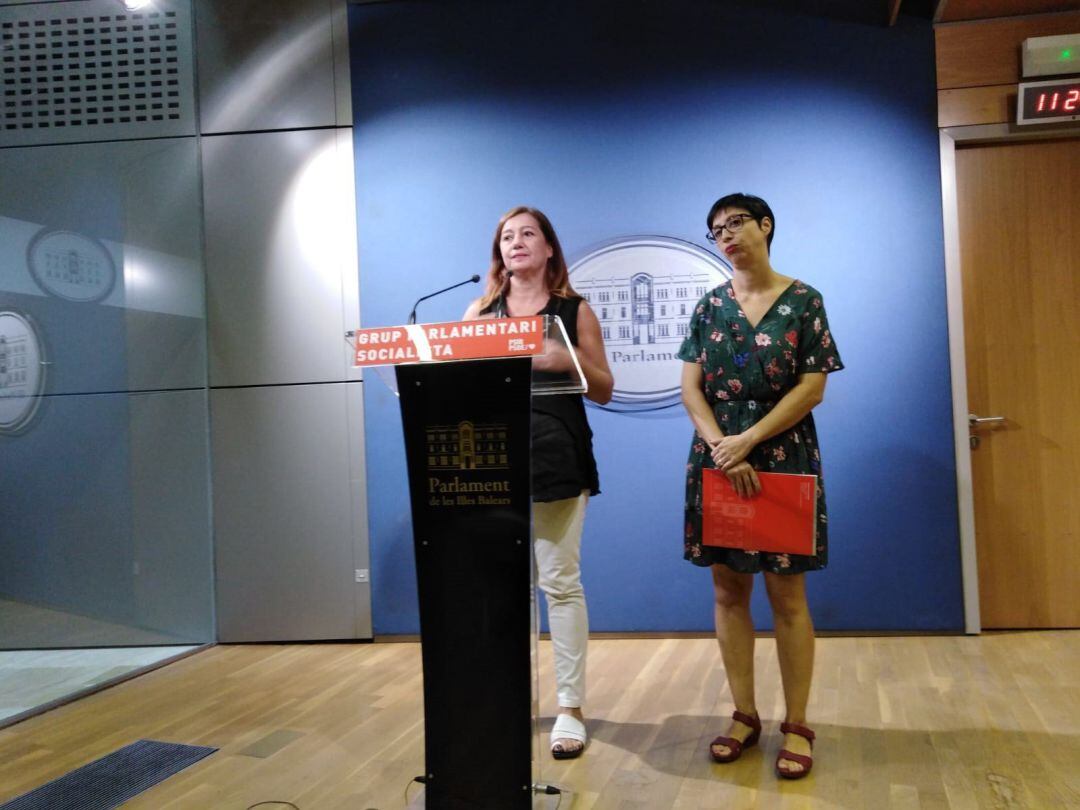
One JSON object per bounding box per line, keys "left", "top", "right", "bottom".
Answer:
{"left": 678, "top": 193, "right": 843, "bottom": 779}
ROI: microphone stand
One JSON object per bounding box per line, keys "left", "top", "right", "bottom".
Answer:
{"left": 494, "top": 270, "right": 514, "bottom": 318}
{"left": 408, "top": 274, "right": 481, "bottom": 324}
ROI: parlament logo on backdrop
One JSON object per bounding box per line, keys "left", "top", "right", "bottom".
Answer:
{"left": 570, "top": 236, "right": 731, "bottom": 409}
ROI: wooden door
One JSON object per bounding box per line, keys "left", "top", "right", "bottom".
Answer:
{"left": 956, "top": 138, "right": 1080, "bottom": 628}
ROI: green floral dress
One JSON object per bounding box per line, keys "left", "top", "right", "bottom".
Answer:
{"left": 677, "top": 280, "right": 843, "bottom": 574}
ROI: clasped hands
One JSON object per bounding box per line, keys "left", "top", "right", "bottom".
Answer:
{"left": 706, "top": 433, "right": 761, "bottom": 498}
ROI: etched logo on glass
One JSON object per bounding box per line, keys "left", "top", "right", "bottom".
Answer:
{"left": 27, "top": 229, "right": 117, "bottom": 303}
{"left": 0, "top": 311, "right": 47, "bottom": 435}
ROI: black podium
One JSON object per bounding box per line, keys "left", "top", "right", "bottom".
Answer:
{"left": 363, "top": 316, "right": 584, "bottom": 810}
{"left": 397, "top": 357, "right": 534, "bottom": 809}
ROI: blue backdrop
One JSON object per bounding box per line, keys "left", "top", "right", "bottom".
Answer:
{"left": 349, "top": 0, "right": 964, "bottom": 633}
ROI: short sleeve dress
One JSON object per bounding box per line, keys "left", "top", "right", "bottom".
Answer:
{"left": 677, "top": 280, "right": 843, "bottom": 574}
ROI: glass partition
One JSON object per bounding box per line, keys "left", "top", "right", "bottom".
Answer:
{"left": 0, "top": 137, "right": 212, "bottom": 725}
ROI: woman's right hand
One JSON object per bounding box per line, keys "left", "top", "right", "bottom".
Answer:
{"left": 531, "top": 338, "right": 573, "bottom": 373}
{"left": 725, "top": 461, "right": 761, "bottom": 499}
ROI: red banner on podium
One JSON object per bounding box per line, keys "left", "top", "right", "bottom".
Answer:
{"left": 351, "top": 316, "right": 544, "bottom": 367}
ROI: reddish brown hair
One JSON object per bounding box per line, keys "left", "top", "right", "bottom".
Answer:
{"left": 477, "top": 206, "right": 579, "bottom": 312}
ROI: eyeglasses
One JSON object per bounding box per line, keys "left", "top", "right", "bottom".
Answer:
{"left": 706, "top": 213, "right": 756, "bottom": 243}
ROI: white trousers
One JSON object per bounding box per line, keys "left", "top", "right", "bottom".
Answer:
{"left": 533, "top": 491, "right": 589, "bottom": 709}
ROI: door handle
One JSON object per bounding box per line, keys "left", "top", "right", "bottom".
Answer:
{"left": 968, "top": 413, "right": 1006, "bottom": 450}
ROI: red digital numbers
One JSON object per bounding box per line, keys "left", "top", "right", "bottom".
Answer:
{"left": 1039, "top": 90, "right": 1079, "bottom": 112}
{"left": 1027, "top": 84, "right": 1080, "bottom": 120}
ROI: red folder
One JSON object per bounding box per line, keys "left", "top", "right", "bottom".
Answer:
{"left": 702, "top": 470, "right": 817, "bottom": 555}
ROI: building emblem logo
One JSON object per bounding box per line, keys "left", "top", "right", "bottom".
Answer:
{"left": 0, "top": 311, "right": 47, "bottom": 436}
{"left": 426, "top": 421, "right": 512, "bottom": 506}
{"left": 569, "top": 236, "right": 732, "bottom": 409}
{"left": 27, "top": 229, "right": 117, "bottom": 303}
{"left": 426, "top": 421, "right": 510, "bottom": 470}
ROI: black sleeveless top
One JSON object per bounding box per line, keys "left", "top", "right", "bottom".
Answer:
{"left": 481, "top": 294, "right": 600, "bottom": 502}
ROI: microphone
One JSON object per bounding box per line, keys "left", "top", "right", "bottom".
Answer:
{"left": 407, "top": 274, "right": 481, "bottom": 324}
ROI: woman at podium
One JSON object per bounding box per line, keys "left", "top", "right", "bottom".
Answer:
{"left": 464, "top": 205, "right": 613, "bottom": 759}
{"left": 679, "top": 193, "right": 843, "bottom": 779}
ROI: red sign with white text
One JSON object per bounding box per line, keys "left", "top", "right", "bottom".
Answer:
{"left": 352, "top": 317, "right": 544, "bottom": 367}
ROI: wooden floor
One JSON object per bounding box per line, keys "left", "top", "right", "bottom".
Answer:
{"left": 0, "top": 633, "right": 1077, "bottom": 809}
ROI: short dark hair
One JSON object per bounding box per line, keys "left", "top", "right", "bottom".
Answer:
{"left": 706, "top": 193, "right": 775, "bottom": 251}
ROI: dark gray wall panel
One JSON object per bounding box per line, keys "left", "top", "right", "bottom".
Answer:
{"left": 330, "top": 0, "right": 352, "bottom": 125}
{"left": 194, "top": 0, "right": 341, "bottom": 134}
{"left": 203, "top": 127, "right": 359, "bottom": 388}
{"left": 211, "top": 381, "right": 370, "bottom": 641}
{"left": 130, "top": 388, "right": 214, "bottom": 640}
{"left": 345, "top": 378, "right": 371, "bottom": 638}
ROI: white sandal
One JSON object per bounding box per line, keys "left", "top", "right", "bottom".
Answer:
{"left": 550, "top": 713, "right": 587, "bottom": 760}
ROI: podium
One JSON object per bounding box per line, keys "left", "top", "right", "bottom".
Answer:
{"left": 352, "top": 316, "right": 584, "bottom": 809}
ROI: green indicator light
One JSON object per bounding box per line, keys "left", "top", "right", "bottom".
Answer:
{"left": 1061, "top": 49, "right": 1073, "bottom": 60}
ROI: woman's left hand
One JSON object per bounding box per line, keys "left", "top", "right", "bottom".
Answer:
{"left": 725, "top": 461, "right": 761, "bottom": 498}
{"left": 711, "top": 432, "right": 756, "bottom": 471}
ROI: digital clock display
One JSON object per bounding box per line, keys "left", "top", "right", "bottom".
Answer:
{"left": 1017, "top": 78, "right": 1080, "bottom": 125}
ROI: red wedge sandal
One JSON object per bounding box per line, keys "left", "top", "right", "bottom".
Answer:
{"left": 775, "top": 721, "right": 815, "bottom": 779}
{"left": 709, "top": 710, "right": 761, "bottom": 763}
